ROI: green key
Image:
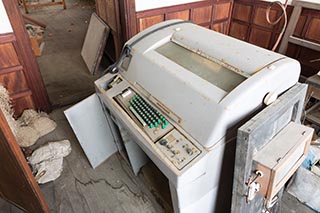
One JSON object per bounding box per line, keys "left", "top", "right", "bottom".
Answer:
{"left": 149, "top": 123, "right": 154, "bottom": 128}
{"left": 161, "top": 123, "right": 166, "bottom": 129}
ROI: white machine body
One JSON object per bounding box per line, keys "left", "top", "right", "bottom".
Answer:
{"left": 94, "top": 20, "right": 300, "bottom": 212}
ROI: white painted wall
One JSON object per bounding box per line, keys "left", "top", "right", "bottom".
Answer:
{"left": 0, "top": 0, "right": 13, "bottom": 34}
{"left": 135, "top": 0, "right": 205, "bottom": 12}
{"left": 135, "top": 0, "right": 293, "bottom": 12}
{"left": 262, "top": 0, "right": 293, "bottom": 4}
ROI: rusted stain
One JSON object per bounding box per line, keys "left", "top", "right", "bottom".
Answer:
{"left": 174, "top": 39, "right": 249, "bottom": 78}
{"left": 201, "top": 94, "right": 210, "bottom": 102}
{"left": 251, "top": 57, "right": 286, "bottom": 74}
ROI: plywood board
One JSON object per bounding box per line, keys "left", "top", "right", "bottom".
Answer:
{"left": 81, "top": 13, "right": 110, "bottom": 75}
{"left": 64, "top": 94, "right": 117, "bottom": 168}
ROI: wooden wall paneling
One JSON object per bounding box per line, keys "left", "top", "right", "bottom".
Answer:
{"left": 253, "top": 7, "right": 277, "bottom": 29}
{"left": 229, "top": 21, "right": 249, "bottom": 40}
{"left": 293, "top": 15, "right": 307, "bottom": 37}
{"left": 118, "top": 0, "right": 233, "bottom": 49}
{"left": 95, "top": 0, "right": 117, "bottom": 32}
{"left": 305, "top": 17, "right": 320, "bottom": 43}
{"left": 212, "top": 21, "right": 229, "bottom": 34}
{"left": 11, "top": 94, "right": 35, "bottom": 116}
{"left": 230, "top": 0, "right": 292, "bottom": 49}
{"left": 213, "top": 2, "right": 231, "bottom": 21}
{"left": 138, "top": 15, "right": 164, "bottom": 32}
{"left": 166, "top": 10, "right": 190, "bottom": 21}
{"left": 285, "top": 8, "right": 320, "bottom": 77}
{"left": 249, "top": 27, "right": 272, "bottom": 48}
{"left": 232, "top": 2, "right": 252, "bottom": 22}
{"left": 0, "top": 70, "right": 29, "bottom": 95}
{"left": 119, "top": 0, "right": 137, "bottom": 40}
{"left": 0, "top": 34, "right": 37, "bottom": 116}
{"left": 96, "top": 0, "right": 123, "bottom": 58}
{"left": 229, "top": 1, "right": 319, "bottom": 78}
{"left": 191, "top": 6, "right": 212, "bottom": 24}
{"left": 95, "top": 0, "right": 107, "bottom": 25}
{"left": 0, "top": 43, "right": 20, "bottom": 68}
{"left": 285, "top": 43, "right": 300, "bottom": 58}
{"left": 3, "top": 0, "right": 50, "bottom": 113}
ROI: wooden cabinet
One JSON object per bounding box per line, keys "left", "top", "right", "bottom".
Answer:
{"left": 1, "top": 0, "right": 50, "bottom": 116}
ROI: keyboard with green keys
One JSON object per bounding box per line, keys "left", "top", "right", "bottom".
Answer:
{"left": 129, "top": 95, "right": 169, "bottom": 129}
{"left": 115, "top": 88, "right": 173, "bottom": 142}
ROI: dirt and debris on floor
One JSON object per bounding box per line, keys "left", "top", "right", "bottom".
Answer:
{"left": 28, "top": 0, "right": 98, "bottom": 108}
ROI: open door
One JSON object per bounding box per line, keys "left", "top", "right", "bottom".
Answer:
{"left": 0, "top": 109, "right": 50, "bottom": 212}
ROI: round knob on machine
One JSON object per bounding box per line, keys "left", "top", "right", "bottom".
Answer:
{"left": 159, "top": 139, "right": 168, "bottom": 146}
{"left": 186, "top": 147, "right": 193, "bottom": 155}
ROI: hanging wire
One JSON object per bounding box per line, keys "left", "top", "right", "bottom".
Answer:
{"left": 266, "top": 0, "right": 289, "bottom": 51}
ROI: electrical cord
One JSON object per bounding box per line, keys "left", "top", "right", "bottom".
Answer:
{"left": 266, "top": 0, "right": 289, "bottom": 51}
{"left": 102, "top": 20, "right": 192, "bottom": 76}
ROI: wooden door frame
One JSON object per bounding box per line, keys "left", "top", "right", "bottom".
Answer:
{"left": 0, "top": 109, "right": 50, "bottom": 212}
{"left": 2, "top": 0, "right": 51, "bottom": 113}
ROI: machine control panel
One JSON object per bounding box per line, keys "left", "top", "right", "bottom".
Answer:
{"left": 156, "top": 129, "right": 201, "bottom": 170}
{"left": 115, "top": 88, "right": 173, "bottom": 142}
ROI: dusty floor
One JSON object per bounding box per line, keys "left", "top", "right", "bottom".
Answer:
{"left": 29, "top": 0, "right": 98, "bottom": 108}
{"left": 0, "top": 0, "right": 317, "bottom": 212}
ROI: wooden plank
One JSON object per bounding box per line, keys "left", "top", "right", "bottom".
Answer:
{"left": 295, "top": 0, "right": 320, "bottom": 10}
{"left": 81, "top": 13, "right": 110, "bottom": 75}
{"left": 289, "top": 36, "right": 320, "bottom": 51}
{"left": 24, "top": 1, "right": 64, "bottom": 9}
{"left": 22, "top": 15, "right": 46, "bottom": 28}
{"left": 0, "top": 33, "right": 15, "bottom": 44}
{"left": 0, "top": 65, "right": 23, "bottom": 74}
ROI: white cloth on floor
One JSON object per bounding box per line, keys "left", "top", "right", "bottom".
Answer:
{"left": 28, "top": 140, "right": 71, "bottom": 184}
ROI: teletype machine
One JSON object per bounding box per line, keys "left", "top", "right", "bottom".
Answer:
{"left": 65, "top": 20, "right": 313, "bottom": 212}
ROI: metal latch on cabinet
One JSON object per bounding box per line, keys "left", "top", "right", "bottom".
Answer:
{"left": 245, "top": 170, "right": 279, "bottom": 211}
{"left": 245, "top": 170, "right": 263, "bottom": 203}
